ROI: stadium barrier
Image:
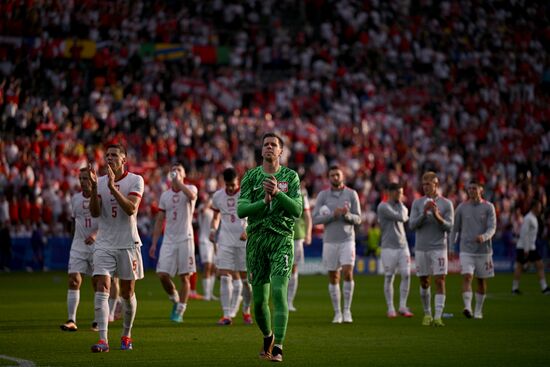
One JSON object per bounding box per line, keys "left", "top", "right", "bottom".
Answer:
{"left": 6, "top": 235, "right": 545, "bottom": 273}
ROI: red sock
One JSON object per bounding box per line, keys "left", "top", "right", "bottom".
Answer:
{"left": 190, "top": 272, "right": 198, "bottom": 291}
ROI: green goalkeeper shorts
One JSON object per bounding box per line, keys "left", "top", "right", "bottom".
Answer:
{"left": 246, "top": 229, "right": 294, "bottom": 286}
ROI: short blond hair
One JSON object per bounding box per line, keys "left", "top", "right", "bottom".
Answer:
{"left": 422, "top": 171, "right": 439, "bottom": 184}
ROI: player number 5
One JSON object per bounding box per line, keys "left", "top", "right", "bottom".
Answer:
{"left": 112, "top": 206, "right": 117, "bottom": 218}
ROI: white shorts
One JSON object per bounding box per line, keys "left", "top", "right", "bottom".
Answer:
{"left": 293, "top": 239, "right": 305, "bottom": 266}
{"left": 415, "top": 249, "right": 447, "bottom": 277}
{"left": 216, "top": 245, "right": 246, "bottom": 272}
{"left": 322, "top": 240, "right": 356, "bottom": 272}
{"left": 381, "top": 247, "right": 411, "bottom": 276}
{"left": 68, "top": 248, "right": 94, "bottom": 276}
{"left": 156, "top": 239, "right": 197, "bottom": 277}
{"left": 93, "top": 247, "right": 144, "bottom": 280}
{"left": 199, "top": 240, "right": 216, "bottom": 264}
{"left": 460, "top": 253, "right": 494, "bottom": 278}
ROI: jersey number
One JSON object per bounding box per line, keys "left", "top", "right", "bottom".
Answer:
{"left": 85, "top": 217, "right": 91, "bottom": 228}
{"left": 173, "top": 211, "right": 177, "bottom": 220}
{"left": 438, "top": 257, "right": 445, "bottom": 267}
{"left": 112, "top": 206, "right": 117, "bottom": 218}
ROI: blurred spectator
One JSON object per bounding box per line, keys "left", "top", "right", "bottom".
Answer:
{"left": 0, "top": 220, "right": 11, "bottom": 271}
{"left": 30, "top": 224, "right": 47, "bottom": 271}
{"left": 0, "top": 0, "right": 548, "bottom": 259}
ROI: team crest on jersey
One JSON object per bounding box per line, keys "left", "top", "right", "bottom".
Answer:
{"left": 227, "top": 197, "right": 235, "bottom": 207}
{"left": 83, "top": 200, "right": 89, "bottom": 209}
{"left": 278, "top": 182, "right": 288, "bottom": 192}
{"left": 172, "top": 194, "right": 180, "bottom": 203}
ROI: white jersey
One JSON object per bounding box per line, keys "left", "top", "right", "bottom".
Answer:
{"left": 95, "top": 172, "right": 144, "bottom": 250}
{"left": 198, "top": 202, "right": 214, "bottom": 243}
{"left": 212, "top": 189, "right": 247, "bottom": 247}
{"left": 517, "top": 211, "right": 538, "bottom": 251}
{"left": 70, "top": 192, "right": 98, "bottom": 253}
{"left": 159, "top": 186, "right": 198, "bottom": 245}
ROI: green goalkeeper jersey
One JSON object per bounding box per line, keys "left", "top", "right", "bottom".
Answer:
{"left": 237, "top": 165, "right": 302, "bottom": 238}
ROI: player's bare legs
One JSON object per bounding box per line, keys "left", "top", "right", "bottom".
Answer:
{"left": 158, "top": 271, "right": 188, "bottom": 323}
{"left": 178, "top": 273, "right": 191, "bottom": 303}
{"left": 158, "top": 272, "right": 177, "bottom": 299}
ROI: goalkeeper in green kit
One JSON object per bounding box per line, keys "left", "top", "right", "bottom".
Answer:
{"left": 237, "top": 132, "right": 303, "bottom": 362}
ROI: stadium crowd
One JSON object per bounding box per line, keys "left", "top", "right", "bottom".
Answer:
{"left": 0, "top": 0, "right": 549, "bottom": 260}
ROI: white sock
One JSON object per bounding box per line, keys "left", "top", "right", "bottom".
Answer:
{"left": 462, "top": 291, "right": 473, "bottom": 311}
{"left": 67, "top": 289, "right": 80, "bottom": 322}
{"left": 328, "top": 283, "right": 341, "bottom": 314}
{"left": 288, "top": 272, "right": 298, "bottom": 306}
{"left": 220, "top": 275, "right": 233, "bottom": 317}
{"left": 169, "top": 290, "right": 180, "bottom": 304}
{"left": 540, "top": 279, "right": 548, "bottom": 290}
{"left": 420, "top": 287, "right": 431, "bottom": 316}
{"left": 176, "top": 302, "right": 187, "bottom": 317}
{"left": 343, "top": 280, "right": 355, "bottom": 312}
{"left": 384, "top": 275, "right": 395, "bottom": 312}
{"left": 230, "top": 279, "right": 243, "bottom": 315}
{"left": 434, "top": 294, "right": 446, "bottom": 319}
{"left": 399, "top": 274, "right": 411, "bottom": 310}
{"left": 94, "top": 292, "right": 110, "bottom": 342}
{"left": 202, "top": 278, "right": 210, "bottom": 299}
{"left": 208, "top": 276, "right": 216, "bottom": 298}
{"left": 108, "top": 296, "right": 116, "bottom": 318}
{"left": 512, "top": 280, "right": 519, "bottom": 291}
{"left": 474, "top": 293, "right": 485, "bottom": 316}
{"left": 122, "top": 294, "right": 137, "bottom": 338}
{"left": 242, "top": 280, "right": 252, "bottom": 314}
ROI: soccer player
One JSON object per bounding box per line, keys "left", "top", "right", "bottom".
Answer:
{"left": 60, "top": 168, "right": 98, "bottom": 332}
{"left": 287, "top": 186, "right": 312, "bottom": 312}
{"left": 237, "top": 132, "right": 302, "bottom": 362}
{"left": 88, "top": 144, "right": 145, "bottom": 352}
{"left": 451, "top": 181, "right": 497, "bottom": 319}
{"left": 149, "top": 163, "right": 198, "bottom": 323}
{"left": 312, "top": 165, "right": 362, "bottom": 324}
{"left": 409, "top": 171, "right": 454, "bottom": 327}
{"left": 377, "top": 182, "right": 413, "bottom": 318}
{"left": 197, "top": 192, "right": 217, "bottom": 301}
{"left": 211, "top": 167, "right": 252, "bottom": 325}
{"left": 512, "top": 200, "right": 550, "bottom": 295}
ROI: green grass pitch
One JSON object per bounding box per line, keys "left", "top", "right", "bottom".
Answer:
{"left": 0, "top": 272, "right": 549, "bottom": 366}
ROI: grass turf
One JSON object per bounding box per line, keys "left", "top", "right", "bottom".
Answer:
{"left": 0, "top": 271, "right": 549, "bottom": 366}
